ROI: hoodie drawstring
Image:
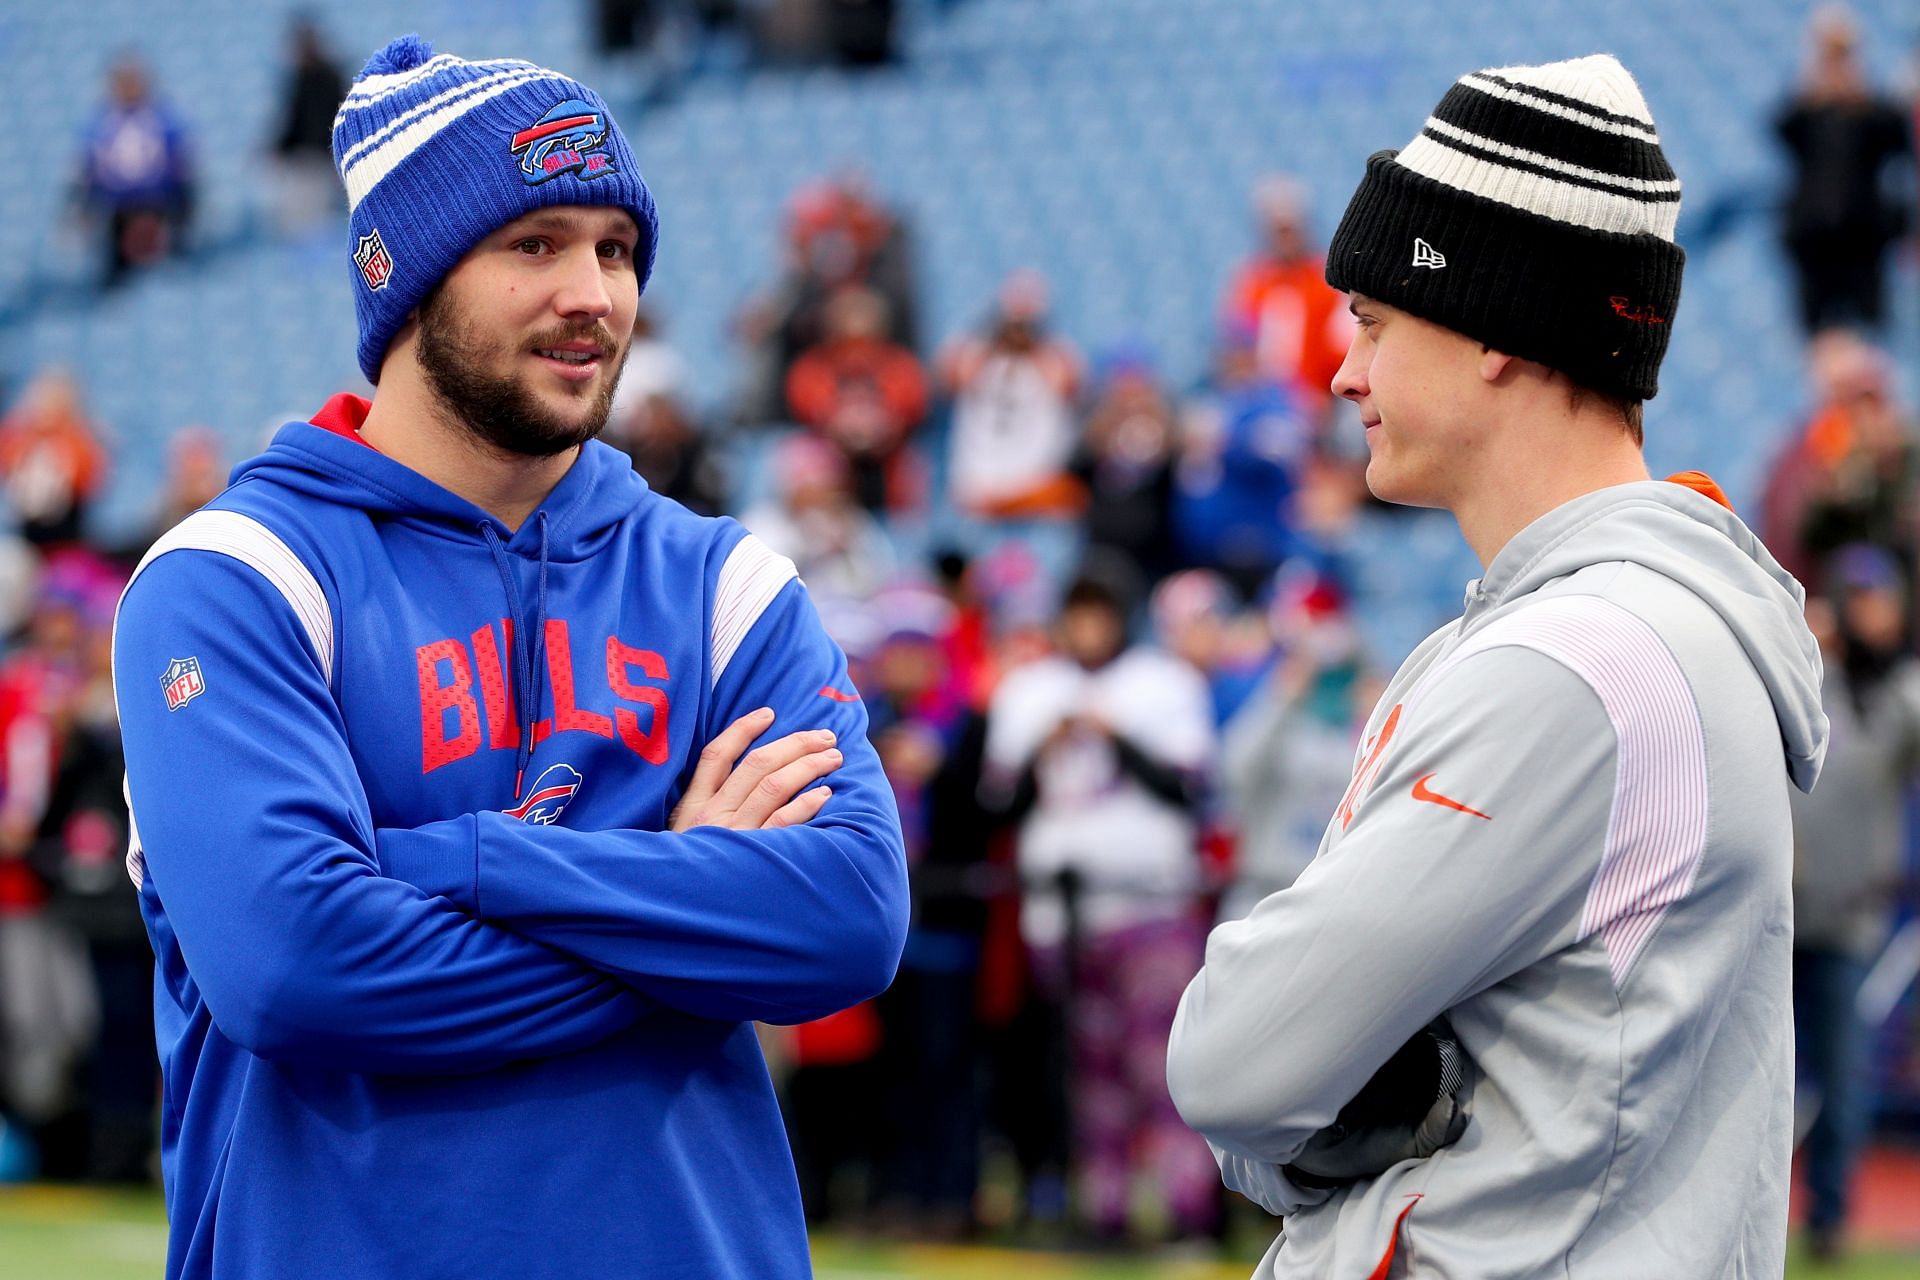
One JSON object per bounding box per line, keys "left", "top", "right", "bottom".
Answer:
{"left": 526, "top": 513, "right": 553, "bottom": 799}
{"left": 481, "top": 517, "right": 554, "bottom": 801}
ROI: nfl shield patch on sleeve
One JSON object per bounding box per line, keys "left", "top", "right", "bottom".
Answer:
{"left": 162, "top": 657, "right": 206, "bottom": 711}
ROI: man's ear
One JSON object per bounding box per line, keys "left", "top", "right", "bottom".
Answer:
{"left": 1478, "top": 346, "right": 1514, "bottom": 384}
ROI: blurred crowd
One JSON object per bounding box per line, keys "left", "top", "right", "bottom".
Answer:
{"left": 0, "top": 1, "right": 1917, "bottom": 1262}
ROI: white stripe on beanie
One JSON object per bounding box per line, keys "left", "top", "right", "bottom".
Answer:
{"left": 342, "top": 69, "right": 558, "bottom": 211}
{"left": 1394, "top": 53, "right": 1680, "bottom": 241}
{"left": 1458, "top": 74, "right": 1660, "bottom": 143}
{"left": 1397, "top": 133, "right": 1681, "bottom": 239}
{"left": 340, "top": 64, "right": 554, "bottom": 173}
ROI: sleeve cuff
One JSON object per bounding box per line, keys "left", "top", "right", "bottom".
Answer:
{"left": 377, "top": 817, "right": 479, "bottom": 910}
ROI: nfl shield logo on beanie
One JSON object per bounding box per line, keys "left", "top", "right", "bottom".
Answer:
{"left": 332, "top": 34, "right": 659, "bottom": 383}
{"left": 353, "top": 229, "right": 393, "bottom": 291}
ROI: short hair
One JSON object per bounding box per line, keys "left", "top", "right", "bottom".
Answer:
{"left": 1568, "top": 383, "right": 1644, "bottom": 447}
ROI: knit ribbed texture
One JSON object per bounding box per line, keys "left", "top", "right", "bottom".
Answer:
{"left": 332, "top": 35, "right": 659, "bottom": 383}
{"left": 1326, "top": 54, "right": 1684, "bottom": 400}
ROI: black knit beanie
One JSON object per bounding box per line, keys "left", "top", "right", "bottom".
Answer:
{"left": 1325, "top": 54, "right": 1685, "bottom": 401}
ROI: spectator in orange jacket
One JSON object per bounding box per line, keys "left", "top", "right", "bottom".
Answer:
{"left": 0, "top": 370, "right": 109, "bottom": 546}
{"left": 786, "top": 286, "right": 929, "bottom": 512}
{"left": 1220, "top": 177, "right": 1353, "bottom": 429}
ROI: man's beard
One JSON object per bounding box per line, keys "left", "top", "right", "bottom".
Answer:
{"left": 415, "top": 284, "right": 627, "bottom": 459}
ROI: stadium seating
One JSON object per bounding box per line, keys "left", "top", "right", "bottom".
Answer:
{"left": 0, "top": 0, "right": 1913, "bottom": 638}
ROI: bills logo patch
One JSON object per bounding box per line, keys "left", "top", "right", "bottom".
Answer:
{"left": 161, "top": 657, "right": 205, "bottom": 711}
{"left": 354, "top": 229, "right": 394, "bottom": 291}
{"left": 505, "top": 763, "right": 583, "bottom": 825}
{"left": 510, "top": 99, "right": 616, "bottom": 186}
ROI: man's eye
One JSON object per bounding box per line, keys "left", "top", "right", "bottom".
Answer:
{"left": 599, "top": 242, "right": 630, "bottom": 260}
{"left": 517, "top": 239, "right": 544, "bottom": 254}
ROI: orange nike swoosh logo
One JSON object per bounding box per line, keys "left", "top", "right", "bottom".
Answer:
{"left": 818, "top": 686, "right": 859, "bottom": 703}
{"left": 1411, "top": 773, "right": 1492, "bottom": 821}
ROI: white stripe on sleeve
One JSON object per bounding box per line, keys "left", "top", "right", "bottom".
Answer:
{"left": 710, "top": 534, "right": 799, "bottom": 688}
{"left": 117, "top": 510, "right": 336, "bottom": 891}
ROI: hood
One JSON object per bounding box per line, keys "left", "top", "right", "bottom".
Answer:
{"left": 1468, "top": 477, "right": 1827, "bottom": 792}
{"left": 230, "top": 394, "right": 649, "bottom": 561}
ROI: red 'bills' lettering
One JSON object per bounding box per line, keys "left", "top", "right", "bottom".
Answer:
{"left": 418, "top": 639, "right": 482, "bottom": 771}
{"left": 472, "top": 620, "right": 519, "bottom": 750}
{"left": 608, "top": 638, "right": 670, "bottom": 764}
{"left": 415, "top": 621, "right": 672, "bottom": 773}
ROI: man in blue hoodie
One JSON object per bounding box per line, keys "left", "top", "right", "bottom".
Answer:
{"left": 111, "top": 37, "right": 908, "bottom": 1280}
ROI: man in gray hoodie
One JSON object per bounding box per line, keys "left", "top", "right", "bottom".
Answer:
{"left": 1166, "top": 54, "right": 1829, "bottom": 1278}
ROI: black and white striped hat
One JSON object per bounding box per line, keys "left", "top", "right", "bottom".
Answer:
{"left": 1325, "top": 54, "right": 1684, "bottom": 401}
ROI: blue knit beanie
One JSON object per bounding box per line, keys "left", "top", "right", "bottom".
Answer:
{"left": 333, "top": 35, "right": 659, "bottom": 383}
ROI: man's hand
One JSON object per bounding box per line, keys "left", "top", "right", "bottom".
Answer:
{"left": 669, "top": 707, "right": 842, "bottom": 832}
{"left": 1283, "top": 1022, "right": 1471, "bottom": 1189}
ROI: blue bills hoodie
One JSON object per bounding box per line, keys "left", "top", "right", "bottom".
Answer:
{"left": 112, "top": 394, "right": 908, "bottom": 1280}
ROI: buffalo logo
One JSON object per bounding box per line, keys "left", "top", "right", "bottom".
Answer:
{"left": 161, "top": 657, "right": 205, "bottom": 712}
{"left": 505, "top": 763, "right": 584, "bottom": 825}
{"left": 510, "top": 100, "right": 617, "bottom": 186}
{"left": 354, "top": 229, "right": 394, "bottom": 291}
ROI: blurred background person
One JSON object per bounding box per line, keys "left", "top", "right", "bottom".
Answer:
{"left": 606, "top": 311, "right": 726, "bottom": 516}
{"left": 863, "top": 587, "right": 996, "bottom": 1240}
{"left": 738, "top": 178, "right": 919, "bottom": 426}
{"left": 268, "top": 16, "right": 346, "bottom": 235}
{"left": 1792, "top": 547, "right": 1920, "bottom": 1262}
{"left": 1073, "top": 346, "right": 1179, "bottom": 587}
{"left": 983, "top": 569, "right": 1218, "bottom": 1244}
{"left": 1774, "top": 5, "right": 1914, "bottom": 336}
{"left": 1174, "top": 323, "right": 1317, "bottom": 599}
{"left": 940, "top": 273, "right": 1085, "bottom": 521}
{"left": 76, "top": 54, "right": 194, "bottom": 286}
{"left": 1216, "top": 567, "right": 1373, "bottom": 924}
{"left": 143, "top": 426, "right": 226, "bottom": 550}
{"left": 1760, "top": 330, "right": 1918, "bottom": 590}
{"left": 785, "top": 285, "right": 929, "bottom": 513}
{"left": 0, "top": 372, "right": 109, "bottom": 549}
{"left": 1218, "top": 176, "right": 1352, "bottom": 432}
{"left": 743, "top": 433, "right": 898, "bottom": 610}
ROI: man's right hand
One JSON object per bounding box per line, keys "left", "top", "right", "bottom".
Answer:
{"left": 669, "top": 707, "right": 843, "bottom": 832}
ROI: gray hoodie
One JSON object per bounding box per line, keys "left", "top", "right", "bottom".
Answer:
{"left": 1167, "top": 481, "right": 1827, "bottom": 1279}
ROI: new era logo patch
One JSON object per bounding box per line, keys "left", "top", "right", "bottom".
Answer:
{"left": 161, "top": 657, "right": 205, "bottom": 711}
{"left": 1412, "top": 237, "right": 1447, "bottom": 269}
{"left": 354, "top": 229, "right": 394, "bottom": 291}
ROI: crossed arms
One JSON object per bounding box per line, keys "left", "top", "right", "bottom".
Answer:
{"left": 114, "top": 550, "right": 909, "bottom": 1077}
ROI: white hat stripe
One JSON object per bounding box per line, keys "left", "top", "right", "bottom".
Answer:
{"left": 1422, "top": 117, "right": 1681, "bottom": 194}
{"left": 344, "top": 73, "right": 552, "bottom": 211}
{"left": 1459, "top": 74, "right": 1660, "bottom": 144}
{"left": 340, "top": 55, "right": 464, "bottom": 104}
{"left": 341, "top": 54, "right": 525, "bottom": 107}
{"left": 341, "top": 66, "right": 553, "bottom": 171}
{"left": 1397, "top": 133, "right": 1681, "bottom": 239}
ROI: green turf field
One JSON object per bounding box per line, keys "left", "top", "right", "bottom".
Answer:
{"left": 2, "top": 1184, "right": 1916, "bottom": 1279}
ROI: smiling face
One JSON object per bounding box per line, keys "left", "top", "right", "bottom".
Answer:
{"left": 1331, "top": 294, "right": 1494, "bottom": 509}
{"left": 413, "top": 205, "right": 642, "bottom": 458}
